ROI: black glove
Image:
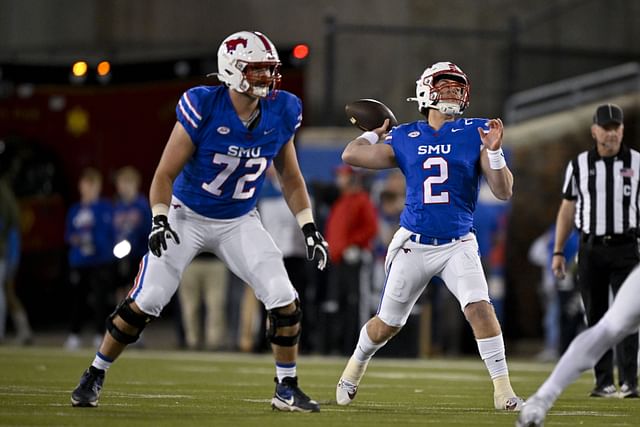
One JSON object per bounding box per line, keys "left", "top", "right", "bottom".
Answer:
{"left": 148, "top": 215, "right": 180, "bottom": 257}
{"left": 302, "top": 223, "right": 329, "bottom": 271}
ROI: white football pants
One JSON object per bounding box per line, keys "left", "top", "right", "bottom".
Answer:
{"left": 129, "top": 197, "right": 297, "bottom": 316}
{"left": 378, "top": 227, "right": 490, "bottom": 327}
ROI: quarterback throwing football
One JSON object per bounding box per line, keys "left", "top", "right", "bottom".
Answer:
{"left": 336, "top": 61, "right": 523, "bottom": 411}
{"left": 70, "top": 31, "right": 328, "bottom": 413}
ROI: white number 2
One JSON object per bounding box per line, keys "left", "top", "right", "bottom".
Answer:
{"left": 423, "top": 157, "right": 449, "bottom": 204}
{"left": 201, "top": 154, "right": 267, "bottom": 200}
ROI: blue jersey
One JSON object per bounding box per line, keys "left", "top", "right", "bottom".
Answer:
{"left": 65, "top": 199, "right": 115, "bottom": 267}
{"left": 385, "top": 117, "right": 489, "bottom": 239}
{"left": 173, "top": 86, "right": 302, "bottom": 219}
{"left": 113, "top": 195, "right": 152, "bottom": 260}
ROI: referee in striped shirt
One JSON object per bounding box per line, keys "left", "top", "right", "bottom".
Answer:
{"left": 552, "top": 103, "right": 639, "bottom": 398}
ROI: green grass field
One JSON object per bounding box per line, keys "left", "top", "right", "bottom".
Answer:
{"left": 1, "top": 346, "right": 638, "bottom": 426}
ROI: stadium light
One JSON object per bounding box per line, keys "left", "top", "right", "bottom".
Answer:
{"left": 71, "top": 61, "right": 88, "bottom": 78}
{"left": 70, "top": 60, "right": 88, "bottom": 84}
{"left": 97, "top": 61, "right": 111, "bottom": 77}
{"left": 96, "top": 60, "right": 112, "bottom": 84}
{"left": 292, "top": 44, "right": 310, "bottom": 60}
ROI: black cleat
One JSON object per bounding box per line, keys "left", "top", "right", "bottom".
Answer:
{"left": 271, "top": 376, "right": 320, "bottom": 412}
{"left": 620, "top": 383, "right": 639, "bottom": 398}
{"left": 589, "top": 384, "right": 617, "bottom": 398}
{"left": 71, "top": 367, "right": 105, "bottom": 407}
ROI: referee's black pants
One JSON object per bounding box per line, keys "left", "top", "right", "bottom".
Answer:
{"left": 577, "top": 239, "right": 639, "bottom": 389}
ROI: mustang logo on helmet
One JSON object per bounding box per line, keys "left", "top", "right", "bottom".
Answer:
{"left": 225, "top": 38, "right": 248, "bottom": 54}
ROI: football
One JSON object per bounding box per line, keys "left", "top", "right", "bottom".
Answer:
{"left": 344, "top": 99, "right": 398, "bottom": 131}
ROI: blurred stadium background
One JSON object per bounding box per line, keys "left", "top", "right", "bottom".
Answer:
{"left": 1, "top": 0, "right": 640, "bottom": 355}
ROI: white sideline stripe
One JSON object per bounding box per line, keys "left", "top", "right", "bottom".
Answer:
{"left": 552, "top": 411, "right": 628, "bottom": 417}
{"left": 242, "top": 399, "right": 271, "bottom": 403}
{"left": 109, "top": 392, "right": 193, "bottom": 399}
{"left": 369, "top": 371, "right": 487, "bottom": 382}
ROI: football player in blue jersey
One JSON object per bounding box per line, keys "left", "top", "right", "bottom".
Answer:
{"left": 70, "top": 31, "right": 328, "bottom": 413}
{"left": 336, "top": 61, "right": 524, "bottom": 411}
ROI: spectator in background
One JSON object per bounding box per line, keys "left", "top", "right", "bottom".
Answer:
{"left": 528, "top": 223, "right": 582, "bottom": 362}
{"left": 113, "top": 166, "right": 151, "bottom": 300}
{"left": 323, "top": 164, "right": 378, "bottom": 355}
{"left": 375, "top": 170, "right": 405, "bottom": 249}
{"left": 3, "top": 212, "right": 33, "bottom": 345}
{"left": 370, "top": 171, "right": 405, "bottom": 316}
{"left": 473, "top": 177, "right": 511, "bottom": 323}
{"left": 178, "top": 253, "right": 228, "bottom": 351}
{"left": 0, "top": 178, "right": 23, "bottom": 343}
{"left": 64, "top": 167, "right": 115, "bottom": 350}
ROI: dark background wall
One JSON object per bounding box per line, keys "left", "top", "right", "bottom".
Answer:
{"left": 1, "top": 0, "right": 639, "bottom": 123}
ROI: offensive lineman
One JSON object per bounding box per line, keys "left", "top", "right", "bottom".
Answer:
{"left": 70, "top": 31, "right": 328, "bottom": 413}
{"left": 335, "top": 62, "right": 524, "bottom": 411}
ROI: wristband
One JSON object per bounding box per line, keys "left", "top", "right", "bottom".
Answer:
{"left": 151, "top": 203, "right": 169, "bottom": 217}
{"left": 552, "top": 251, "right": 565, "bottom": 257}
{"left": 359, "top": 131, "right": 379, "bottom": 145}
{"left": 487, "top": 147, "right": 507, "bottom": 170}
{"left": 296, "top": 207, "right": 314, "bottom": 228}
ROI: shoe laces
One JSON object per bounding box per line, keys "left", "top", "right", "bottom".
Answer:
{"left": 81, "top": 368, "right": 104, "bottom": 391}
{"left": 338, "top": 379, "right": 357, "bottom": 394}
{"left": 277, "top": 377, "right": 311, "bottom": 401}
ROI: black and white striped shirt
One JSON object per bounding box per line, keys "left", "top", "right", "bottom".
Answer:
{"left": 562, "top": 145, "right": 640, "bottom": 235}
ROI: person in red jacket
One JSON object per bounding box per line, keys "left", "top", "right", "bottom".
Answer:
{"left": 323, "top": 164, "right": 378, "bottom": 354}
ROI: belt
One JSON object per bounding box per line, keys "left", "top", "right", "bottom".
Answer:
{"left": 410, "top": 234, "right": 460, "bottom": 246}
{"left": 581, "top": 233, "right": 636, "bottom": 246}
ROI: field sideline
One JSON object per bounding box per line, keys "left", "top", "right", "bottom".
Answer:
{"left": 1, "top": 346, "right": 638, "bottom": 426}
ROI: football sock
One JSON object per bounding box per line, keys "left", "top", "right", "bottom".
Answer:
{"left": 91, "top": 352, "right": 113, "bottom": 372}
{"left": 341, "top": 356, "right": 369, "bottom": 385}
{"left": 476, "top": 334, "right": 515, "bottom": 397}
{"left": 342, "top": 325, "right": 386, "bottom": 385}
{"left": 477, "top": 334, "right": 509, "bottom": 379}
{"left": 276, "top": 362, "right": 296, "bottom": 382}
{"left": 353, "top": 324, "right": 386, "bottom": 362}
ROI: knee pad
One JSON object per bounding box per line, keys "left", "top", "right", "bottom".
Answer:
{"left": 106, "top": 298, "right": 155, "bottom": 344}
{"left": 266, "top": 301, "right": 302, "bottom": 347}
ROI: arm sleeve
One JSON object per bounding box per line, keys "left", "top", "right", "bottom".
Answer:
{"left": 176, "top": 86, "right": 208, "bottom": 144}
{"left": 561, "top": 161, "right": 577, "bottom": 200}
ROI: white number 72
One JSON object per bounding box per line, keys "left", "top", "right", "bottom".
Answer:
{"left": 201, "top": 153, "right": 267, "bottom": 200}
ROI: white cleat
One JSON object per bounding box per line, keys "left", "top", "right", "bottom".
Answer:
{"left": 515, "top": 397, "right": 548, "bottom": 427}
{"left": 495, "top": 395, "right": 525, "bottom": 411}
{"left": 336, "top": 356, "right": 369, "bottom": 405}
{"left": 336, "top": 378, "right": 358, "bottom": 405}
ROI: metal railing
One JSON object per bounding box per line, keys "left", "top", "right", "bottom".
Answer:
{"left": 504, "top": 62, "right": 640, "bottom": 124}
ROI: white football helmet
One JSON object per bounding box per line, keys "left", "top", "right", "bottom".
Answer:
{"left": 408, "top": 61, "right": 470, "bottom": 115}
{"left": 214, "top": 31, "right": 281, "bottom": 98}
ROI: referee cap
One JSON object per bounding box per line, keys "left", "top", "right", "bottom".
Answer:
{"left": 593, "top": 103, "right": 623, "bottom": 126}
